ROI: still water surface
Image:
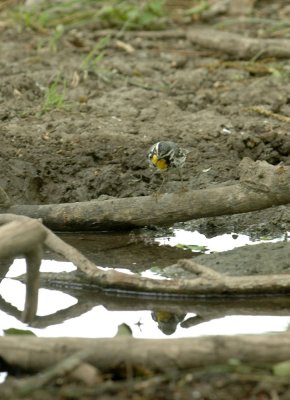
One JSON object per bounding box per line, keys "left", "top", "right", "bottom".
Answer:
{"left": 0, "top": 229, "right": 289, "bottom": 339}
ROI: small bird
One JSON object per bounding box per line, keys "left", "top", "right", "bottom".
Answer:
{"left": 147, "top": 141, "right": 187, "bottom": 192}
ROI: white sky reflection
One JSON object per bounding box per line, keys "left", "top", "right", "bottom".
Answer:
{"left": 0, "top": 230, "right": 288, "bottom": 339}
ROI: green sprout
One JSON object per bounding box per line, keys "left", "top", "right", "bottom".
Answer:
{"left": 10, "top": 0, "right": 168, "bottom": 33}
{"left": 42, "top": 77, "right": 66, "bottom": 112}
{"left": 183, "top": 1, "right": 209, "bottom": 17}
{"left": 81, "top": 34, "right": 111, "bottom": 73}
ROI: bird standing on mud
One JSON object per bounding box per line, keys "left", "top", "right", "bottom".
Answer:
{"left": 147, "top": 141, "right": 187, "bottom": 192}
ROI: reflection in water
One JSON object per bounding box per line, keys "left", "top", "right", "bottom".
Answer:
{"left": 0, "top": 230, "right": 288, "bottom": 339}
{"left": 1, "top": 267, "right": 290, "bottom": 338}
{"left": 156, "top": 229, "right": 284, "bottom": 253}
{"left": 57, "top": 231, "right": 194, "bottom": 272}
{"left": 152, "top": 311, "right": 186, "bottom": 335}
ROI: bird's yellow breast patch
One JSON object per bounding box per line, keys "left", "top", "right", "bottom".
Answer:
{"left": 151, "top": 154, "right": 168, "bottom": 170}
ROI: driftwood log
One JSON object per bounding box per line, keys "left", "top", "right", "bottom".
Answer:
{"left": 1, "top": 158, "right": 290, "bottom": 231}
{"left": 2, "top": 333, "right": 290, "bottom": 373}
{"left": 187, "top": 27, "right": 290, "bottom": 59}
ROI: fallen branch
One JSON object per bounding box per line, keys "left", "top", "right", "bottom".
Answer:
{"left": 25, "top": 258, "right": 290, "bottom": 296}
{"left": 2, "top": 215, "right": 290, "bottom": 298}
{"left": 180, "top": 260, "right": 222, "bottom": 279}
{"left": 91, "top": 29, "right": 187, "bottom": 39}
{"left": 1, "top": 333, "right": 290, "bottom": 373}
{"left": 14, "top": 349, "right": 94, "bottom": 396}
{"left": 1, "top": 158, "right": 290, "bottom": 231}
{"left": 244, "top": 106, "right": 290, "bottom": 123}
{"left": 0, "top": 219, "right": 47, "bottom": 322}
{"left": 187, "top": 27, "right": 290, "bottom": 59}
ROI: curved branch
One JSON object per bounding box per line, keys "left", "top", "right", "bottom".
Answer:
{"left": 25, "top": 265, "right": 290, "bottom": 297}
{"left": 0, "top": 219, "right": 47, "bottom": 322}
{"left": 2, "top": 215, "right": 290, "bottom": 298}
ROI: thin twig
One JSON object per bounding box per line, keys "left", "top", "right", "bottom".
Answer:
{"left": 178, "top": 259, "right": 222, "bottom": 279}
{"left": 16, "top": 349, "right": 92, "bottom": 396}
{"left": 244, "top": 106, "right": 290, "bottom": 123}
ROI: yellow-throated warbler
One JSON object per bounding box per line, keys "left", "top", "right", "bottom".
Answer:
{"left": 147, "top": 141, "right": 187, "bottom": 191}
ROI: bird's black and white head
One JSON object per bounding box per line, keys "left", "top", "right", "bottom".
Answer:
{"left": 147, "top": 141, "right": 187, "bottom": 170}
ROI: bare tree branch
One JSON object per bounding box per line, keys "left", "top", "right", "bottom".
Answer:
{"left": 187, "top": 28, "right": 290, "bottom": 59}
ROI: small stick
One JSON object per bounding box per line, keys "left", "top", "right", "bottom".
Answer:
{"left": 15, "top": 349, "right": 92, "bottom": 396}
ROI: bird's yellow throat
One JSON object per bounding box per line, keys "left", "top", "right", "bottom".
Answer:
{"left": 151, "top": 154, "right": 168, "bottom": 170}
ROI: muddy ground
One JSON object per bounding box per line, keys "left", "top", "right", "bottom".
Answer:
{"left": 2, "top": 0, "right": 290, "bottom": 399}
{"left": 1, "top": 1, "right": 290, "bottom": 240}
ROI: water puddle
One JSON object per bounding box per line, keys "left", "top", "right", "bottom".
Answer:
{"left": 156, "top": 229, "right": 284, "bottom": 253}
{"left": 0, "top": 229, "right": 289, "bottom": 340}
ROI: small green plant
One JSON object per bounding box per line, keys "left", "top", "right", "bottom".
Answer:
{"left": 175, "top": 243, "right": 208, "bottom": 253}
{"left": 96, "top": 0, "right": 167, "bottom": 30}
{"left": 183, "top": 1, "right": 209, "bottom": 17}
{"left": 38, "top": 23, "right": 65, "bottom": 52}
{"left": 81, "top": 34, "right": 111, "bottom": 73}
{"left": 4, "top": 328, "right": 36, "bottom": 336}
{"left": 48, "top": 24, "right": 65, "bottom": 52}
{"left": 42, "top": 77, "right": 66, "bottom": 112}
{"left": 10, "top": 0, "right": 168, "bottom": 33}
{"left": 11, "top": 0, "right": 93, "bottom": 32}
